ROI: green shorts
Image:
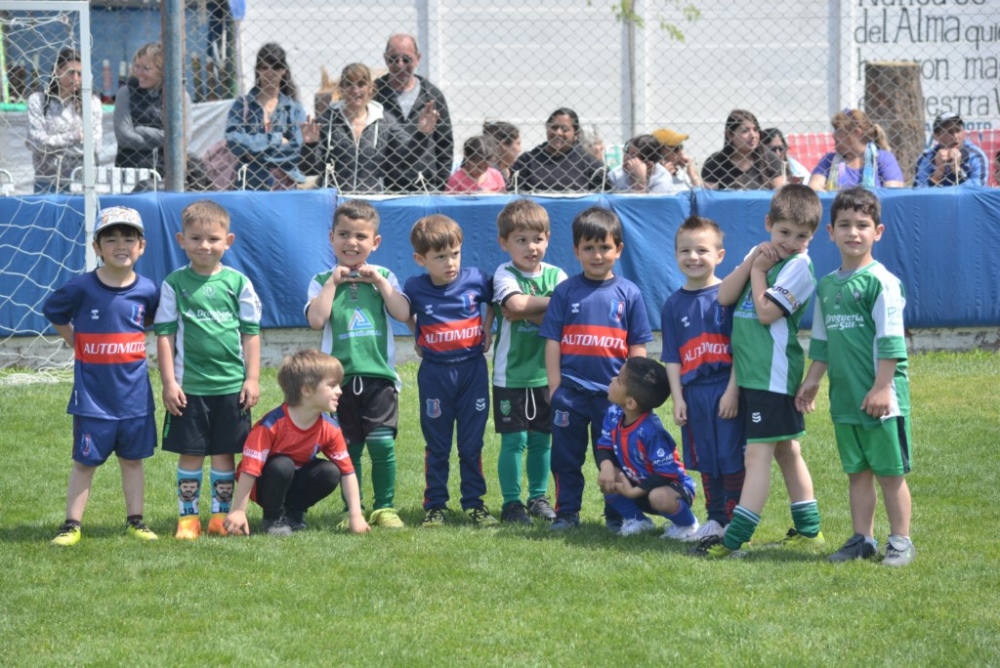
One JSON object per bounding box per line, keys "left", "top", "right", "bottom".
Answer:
{"left": 833, "top": 416, "right": 911, "bottom": 477}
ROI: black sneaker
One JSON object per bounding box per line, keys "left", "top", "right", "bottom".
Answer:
{"left": 500, "top": 501, "right": 531, "bottom": 525}
{"left": 422, "top": 506, "right": 448, "bottom": 528}
{"left": 527, "top": 496, "right": 557, "bottom": 521}
{"left": 466, "top": 504, "right": 500, "bottom": 526}
{"left": 550, "top": 512, "right": 580, "bottom": 531}
{"left": 827, "top": 533, "right": 877, "bottom": 562}
{"left": 285, "top": 509, "right": 308, "bottom": 532}
{"left": 261, "top": 516, "right": 293, "bottom": 537}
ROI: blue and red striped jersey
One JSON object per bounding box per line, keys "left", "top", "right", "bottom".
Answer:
{"left": 404, "top": 267, "right": 492, "bottom": 364}
{"left": 596, "top": 405, "right": 692, "bottom": 491}
{"left": 660, "top": 285, "right": 734, "bottom": 386}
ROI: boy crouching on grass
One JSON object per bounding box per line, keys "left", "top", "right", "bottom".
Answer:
{"left": 225, "top": 350, "right": 370, "bottom": 537}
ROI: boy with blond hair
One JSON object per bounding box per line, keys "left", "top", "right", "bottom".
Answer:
{"left": 694, "top": 184, "right": 824, "bottom": 559}
{"left": 491, "top": 199, "right": 567, "bottom": 523}
{"left": 796, "top": 187, "right": 915, "bottom": 566}
{"left": 404, "top": 214, "right": 497, "bottom": 526}
{"left": 155, "top": 200, "right": 262, "bottom": 539}
{"left": 225, "top": 349, "right": 370, "bottom": 536}
{"left": 306, "top": 200, "right": 410, "bottom": 528}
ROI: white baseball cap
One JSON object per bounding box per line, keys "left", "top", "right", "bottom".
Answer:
{"left": 94, "top": 206, "right": 145, "bottom": 239}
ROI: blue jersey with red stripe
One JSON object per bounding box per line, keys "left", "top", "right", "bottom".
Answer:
{"left": 596, "top": 405, "right": 692, "bottom": 491}
{"left": 539, "top": 274, "right": 652, "bottom": 392}
{"left": 660, "top": 285, "right": 734, "bottom": 386}
{"left": 43, "top": 271, "right": 159, "bottom": 419}
{"left": 404, "top": 267, "right": 493, "bottom": 364}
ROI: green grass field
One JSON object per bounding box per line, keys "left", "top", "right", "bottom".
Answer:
{"left": 2, "top": 350, "right": 999, "bottom": 666}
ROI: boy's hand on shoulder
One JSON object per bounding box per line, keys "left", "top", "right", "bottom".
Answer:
{"left": 162, "top": 382, "right": 187, "bottom": 416}
{"left": 794, "top": 379, "right": 820, "bottom": 414}
{"left": 718, "top": 386, "right": 739, "bottom": 420}
{"left": 672, "top": 396, "right": 688, "bottom": 426}
{"left": 224, "top": 510, "right": 250, "bottom": 536}
{"left": 240, "top": 378, "right": 260, "bottom": 409}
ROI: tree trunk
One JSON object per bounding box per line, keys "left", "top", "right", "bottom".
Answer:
{"left": 865, "top": 61, "right": 925, "bottom": 186}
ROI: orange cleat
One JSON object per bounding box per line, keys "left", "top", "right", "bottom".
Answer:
{"left": 207, "top": 513, "right": 228, "bottom": 537}
{"left": 175, "top": 515, "right": 202, "bottom": 540}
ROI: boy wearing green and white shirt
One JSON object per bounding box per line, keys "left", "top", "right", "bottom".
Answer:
{"left": 306, "top": 200, "right": 410, "bottom": 529}
{"left": 796, "top": 187, "right": 914, "bottom": 567}
{"left": 155, "top": 200, "right": 262, "bottom": 540}
{"left": 491, "top": 200, "right": 567, "bottom": 524}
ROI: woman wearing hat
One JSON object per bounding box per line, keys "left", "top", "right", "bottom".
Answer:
{"left": 701, "top": 109, "right": 784, "bottom": 190}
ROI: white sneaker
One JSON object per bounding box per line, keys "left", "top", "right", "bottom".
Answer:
{"left": 661, "top": 518, "right": 701, "bottom": 541}
{"left": 618, "top": 517, "right": 656, "bottom": 536}
{"left": 683, "top": 519, "right": 726, "bottom": 543}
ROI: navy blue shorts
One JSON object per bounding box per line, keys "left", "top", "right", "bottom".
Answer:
{"left": 73, "top": 414, "right": 156, "bottom": 466}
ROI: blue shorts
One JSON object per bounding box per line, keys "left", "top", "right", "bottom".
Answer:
{"left": 72, "top": 414, "right": 157, "bottom": 466}
{"left": 681, "top": 379, "right": 745, "bottom": 476}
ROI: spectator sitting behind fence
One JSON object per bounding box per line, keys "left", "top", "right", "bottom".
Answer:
{"left": 302, "top": 62, "right": 430, "bottom": 193}
{"left": 483, "top": 120, "right": 522, "bottom": 186}
{"left": 374, "top": 34, "right": 454, "bottom": 192}
{"left": 608, "top": 134, "right": 676, "bottom": 194}
{"left": 446, "top": 136, "right": 506, "bottom": 193}
{"left": 914, "top": 113, "right": 988, "bottom": 188}
{"left": 702, "top": 109, "right": 785, "bottom": 191}
{"left": 653, "top": 127, "right": 701, "bottom": 191}
{"left": 809, "top": 108, "right": 903, "bottom": 191}
{"left": 113, "top": 42, "right": 191, "bottom": 172}
{"left": 26, "top": 48, "right": 102, "bottom": 194}
{"left": 225, "top": 43, "right": 306, "bottom": 191}
{"left": 762, "top": 127, "right": 810, "bottom": 185}
{"left": 508, "top": 108, "right": 608, "bottom": 193}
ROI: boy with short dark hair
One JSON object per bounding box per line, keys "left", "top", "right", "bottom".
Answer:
{"left": 45, "top": 205, "right": 160, "bottom": 546}
{"left": 404, "top": 214, "right": 497, "bottom": 526}
{"left": 538, "top": 206, "right": 654, "bottom": 530}
{"left": 306, "top": 200, "right": 410, "bottom": 529}
{"left": 155, "top": 200, "right": 262, "bottom": 539}
{"left": 224, "top": 349, "right": 370, "bottom": 536}
{"left": 694, "top": 184, "right": 824, "bottom": 559}
{"left": 491, "top": 199, "right": 567, "bottom": 524}
{"left": 796, "top": 187, "right": 915, "bottom": 566}
{"left": 661, "top": 216, "right": 745, "bottom": 542}
{"left": 596, "top": 357, "right": 698, "bottom": 536}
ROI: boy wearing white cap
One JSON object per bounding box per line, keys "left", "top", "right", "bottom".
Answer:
{"left": 43, "top": 206, "right": 161, "bottom": 546}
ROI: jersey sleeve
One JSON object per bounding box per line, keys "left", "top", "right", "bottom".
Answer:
{"left": 625, "top": 287, "right": 653, "bottom": 345}
{"left": 659, "top": 297, "right": 681, "bottom": 364}
{"left": 153, "top": 279, "right": 180, "bottom": 336}
{"left": 537, "top": 282, "right": 566, "bottom": 341}
{"left": 43, "top": 278, "right": 80, "bottom": 326}
{"left": 237, "top": 277, "right": 263, "bottom": 335}
{"left": 594, "top": 406, "right": 618, "bottom": 466}
{"left": 873, "top": 274, "right": 907, "bottom": 360}
{"left": 492, "top": 264, "right": 522, "bottom": 306}
{"left": 766, "top": 256, "right": 814, "bottom": 317}
{"left": 319, "top": 420, "right": 356, "bottom": 475}
{"left": 807, "top": 289, "right": 829, "bottom": 362}
{"left": 239, "top": 423, "right": 275, "bottom": 478}
{"left": 637, "top": 426, "right": 684, "bottom": 492}
{"left": 305, "top": 272, "right": 327, "bottom": 317}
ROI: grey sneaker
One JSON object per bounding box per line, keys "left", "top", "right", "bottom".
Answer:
{"left": 828, "top": 533, "right": 877, "bottom": 562}
{"left": 261, "top": 516, "right": 293, "bottom": 537}
{"left": 500, "top": 502, "right": 531, "bottom": 525}
{"left": 285, "top": 509, "right": 307, "bottom": 532}
{"left": 882, "top": 535, "right": 916, "bottom": 567}
{"left": 550, "top": 512, "right": 580, "bottom": 531}
{"left": 527, "top": 496, "right": 557, "bottom": 521}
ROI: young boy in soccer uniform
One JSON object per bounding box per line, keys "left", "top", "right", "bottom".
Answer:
{"left": 695, "top": 184, "right": 824, "bottom": 559}
{"left": 45, "top": 206, "right": 160, "bottom": 546}
{"left": 154, "top": 200, "right": 262, "bottom": 539}
{"left": 596, "top": 358, "right": 698, "bottom": 536}
{"left": 403, "top": 214, "right": 498, "bottom": 527}
{"left": 538, "top": 207, "right": 653, "bottom": 531}
{"left": 491, "top": 199, "right": 567, "bottom": 524}
{"left": 224, "top": 350, "right": 370, "bottom": 536}
{"left": 306, "top": 200, "right": 410, "bottom": 529}
{"left": 661, "top": 216, "right": 745, "bottom": 542}
{"left": 796, "top": 187, "right": 915, "bottom": 566}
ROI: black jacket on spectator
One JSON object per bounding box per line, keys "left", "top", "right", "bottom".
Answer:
{"left": 509, "top": 144, "right": 608, "bottom": 193}
{"left": 114, "top": 78, "right": 164, "bottom": 170}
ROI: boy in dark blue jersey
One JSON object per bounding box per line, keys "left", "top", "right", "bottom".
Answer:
{"left": 43, "top": 206, "right": 160, "bottom": 546}
{"left": 539, "top": 207, "right": 653, "bottom": 530}
{"left": 403, "top": 214, "right": 497, "bottom": 527}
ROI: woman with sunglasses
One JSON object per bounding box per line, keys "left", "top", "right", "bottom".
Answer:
{"left": 27, "top": 48, "right": 102, "bottom": 193}
{"left": 701, "top": 109, "right": 785, "bottom": 191}
{"left": 808, "top": 109, "right": 904, "bottom": 191}
{"left": 507, "top": 108, "right": 607, "bottom": 193}
{"left": 761, "top": 128, "right": 810, "bottom": 185}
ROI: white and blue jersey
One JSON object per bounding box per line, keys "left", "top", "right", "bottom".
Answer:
{"left": 404, "top": 267, "right": 492, "bottom": 365}
{"left": 595, "top": 405, "right": 694, "bottom": 494}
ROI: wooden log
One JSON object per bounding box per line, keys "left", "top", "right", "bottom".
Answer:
{"left": 865, "top": 61, "right": 925, "bottom": 186}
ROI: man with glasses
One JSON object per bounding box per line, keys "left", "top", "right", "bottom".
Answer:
{"left": 374, "top": 34, "right": 454, "bottom": 193}
{"left": 653, "top": 127, "right": 702, "bottom": 191}
{"left": 914, "top": 113, "right": 988, "bottom": 187}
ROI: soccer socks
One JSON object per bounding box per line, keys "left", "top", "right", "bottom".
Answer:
{"left": 666, "top": 499, "right": 697, "bottom": 528}
{"left": 701, "top": 473, "right": 727, "bottom": 526}
{"left": 177, "top": 467, "right": 202, "bottom": 516}
{"left": 790, "top": 499, "right": 822, "bottom": 538}
{"left": 722, "top": 505, "right": 761, "bottom": 551}
{"left": 366, "top": 427, "right": 397, "bottom": 510}
{"left": 209, "top": 468, "right": 235, "bottom": 514}
{"left": 525, "top": 430, "right": 552, "bottom": 502}
{"left": 498, "top": 431, "right": 527, "bottom": 504}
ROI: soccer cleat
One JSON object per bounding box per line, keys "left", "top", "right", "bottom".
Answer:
{"left": 422, "top": 506, "right": 448, "bottom": 528}
{"left": 828, "top": 533, "right": 878, "bottom": 562}
{"left": 261, "top": 516, "right": 293, "bottom": 537}
{"left": 550, "top": 512, "right": 580, "bottom": 531}
{"left": 690, "top": 535, "right": 744, "bottom": 559}
{"left": 778, "top": 528, "right": 826, "bottom": 549}
{"left": 207, "top": 513, "right": 228, "bottom": 537}
{"left": 126, "top": 520, "right": 158, "bottom": 542}
{"left": 51, "top": 522, "right": 81, "bottom": 547}
{"left": 500, "top": 502, "right": 532, "bottom": 525}
{"left": 369, "top": 508, "right": 405, "bottom": 529}
{"left": 619, "top": 517, "right": 657, "bottom": 536}
{"left": 682, "top": 519, "right": 726, "bottom": 543}
{"left": 466, "top": 505, "right": 500, "bottom": 526}
{"left": 882, "top": 535, "right": 916, "bottom": 567}
{"left": 661, "top": 518, "right": 701, "bottom": 541}
{"left": 526, "top": 496, "right": 557, "bottom": 521}
{"left": 175, "top": 515, "right": 202, "bottom": 540}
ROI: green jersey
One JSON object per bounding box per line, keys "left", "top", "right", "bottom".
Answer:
{"left": 732, "top": 252, "right": 815, "bottom": 396}
{"left": 491, "top": 261, "right": 567, "bottom": 388}
{"left": 154, "top": 265, "right": 262, "bottom": 395}
{"left": 808, "top": 261, "right": 910, "bottom": 427}
{"left": 307, "top": 266, "right": 399, "bottom": 384}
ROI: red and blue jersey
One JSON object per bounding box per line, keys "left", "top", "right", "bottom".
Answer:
{"left": 404, "top": 267, "right": 492, "bottom": 364}
{"left": 43, "top": 271, "right": 159, "bottom": 420}
{"left": 596, "top": 405, "right": 692, "bottom": 491}
{"left": 660, "top": 285, "right": 734, "bottom": 387}
{"left": 539, "top": 274, "right": 652, "bottom": 392}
